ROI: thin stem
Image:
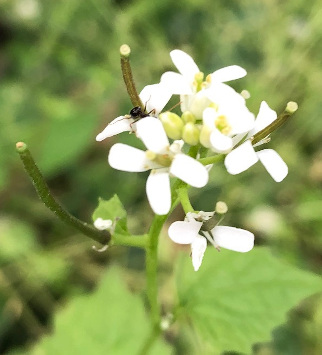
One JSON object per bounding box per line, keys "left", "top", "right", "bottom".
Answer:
{"left": 16, "top": 142, "right": 110, "bottom": 246}
{"left": 176, "top": 185, "right": 193, "bottom": 214}
{"left": 252, "top": 101, "right": 298, "bottom": 145}
{"left": 120, "top": 44, "right": 144, "bottom": 109}
{"left": 198, "top": 154, "right": 224, "bottom": 166}
{"left": 113, "top": 234, "right": 148, "bottom": 249}
{"left": 145, "top": 179, "right": 182, "bottom": 327}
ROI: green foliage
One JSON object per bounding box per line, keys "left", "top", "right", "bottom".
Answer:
{"left": 11, "top": 267, "right": 171, "bottom": 355}
{"left": 176, "top": 247, "right": 322, "bottom": 354}
{"left": 92, "top": 195, "right": 128, "bottom": 235}
{"left": 0, "top": 217, "right": 37, "bottom": 264}
{"left": 1, "top": 0, "right": 322, "bottom": 353}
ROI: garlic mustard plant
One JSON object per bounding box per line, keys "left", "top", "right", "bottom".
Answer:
{"left": 16, "top": 44, "right": 299, "bottom": 354}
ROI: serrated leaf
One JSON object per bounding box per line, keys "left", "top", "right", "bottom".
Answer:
{"left": 17, "top": 267, "right": 171, "bottom": 355}
{"left": 176, "top": 247, "right": 322, "bottom": 354}
{"left": 92, "top": 195, "right": 128, "bottom": 234}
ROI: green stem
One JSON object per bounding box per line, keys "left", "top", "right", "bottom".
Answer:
{"left": 198, "top": 154, "right": 224, "bottom": 165}
{"left": 16, "top": 142, "right": 110, "bottom": 246}
{"left": 120, "top": 44, "right": 144, "bottom": 109}
{"left": 113, "top": 234, "right": 148, "bottom": 249}
{"left": 145, "top": 180, "right": 182, "bottom": 327}
{"left": 252, "top": 102, "right": 298, "bottom": 145}
{"left": 176, "top": 185, "right": 193, "bottom": 214}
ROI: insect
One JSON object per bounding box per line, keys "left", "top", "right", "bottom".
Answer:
{"left": 129, "top": 106, "right": 150, "bottom": 121}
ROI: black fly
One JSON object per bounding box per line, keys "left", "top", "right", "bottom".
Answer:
{"left": 107, "top": 105, "right": 155, "bottom": 132}
{"left": 129, "top": 106, "right": 150, "bottom": 121}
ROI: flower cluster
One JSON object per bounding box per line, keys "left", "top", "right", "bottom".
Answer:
{"left": 96, "top": 49, "right": 294, "bottom": 270}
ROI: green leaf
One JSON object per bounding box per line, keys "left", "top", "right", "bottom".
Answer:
{"left": 16, "top": 267, "right": 171, "bottom": 355}
{"left": 92, "top": 195, "right": 128, "bottom": 235}
{"left": 176, "top": 247, "right": 322, "bottom": 354}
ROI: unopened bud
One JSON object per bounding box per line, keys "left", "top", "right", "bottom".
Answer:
{"left": 120, "top": 44, "right": 131, "bottom": 57}
{"left": 215, "top": 201, "right": 228, "bottom": 214}
{"left": 199, "top": 125, "right": 212, "bottom": 148}
{"left": 181, "top": 111, "right": 196, "bottom": 124}
{"left": 182, "top": 123, "right": 200, "bottom": 146}
{"left": 159, "top": 112, "right": 184, "bottom": 140}
{"left": 286, "top": 101, "right": 298, "bottom": 114}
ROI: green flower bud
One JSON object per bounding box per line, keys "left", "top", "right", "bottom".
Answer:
{"left": 159, "top": 112, "right": 184, "bottom": 140}
{"left": 286, "top": 101, "right": 298, "bottom": 113}
{"left": 215, "top": 201, "right": 228, "bottom": 214}
{"left": 199, "top": 125, "right": 212, "bottom": 148}
{"left": 182, "top": 123, "right": 200, "bottom": 146}
{"left": 181, "top": 111, "right": 196, "bottom": 124}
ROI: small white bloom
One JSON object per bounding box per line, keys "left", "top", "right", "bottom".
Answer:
{"left": 224, "top": 101, "right": 288, "bottom": 182}
{"left": 108, "top": 117, "right": 209, "bottom": 215}
{"left": 168, "top": 211, "right": 254, "bottom": 271}
{"left": 161, "top": 49, "right": 247, "bottom": 119}
{"left": 96, "top": 82, "right": 172, "bottom": 141}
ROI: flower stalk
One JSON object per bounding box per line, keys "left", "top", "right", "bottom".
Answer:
{"left": 251, "top": 101, "right": 298, "bottom": 145}
{"left": 120, "top": 44, "right": 144, "bottom": 109}
{"left": 16, "top": 142, "right": 110, "bottom": 246}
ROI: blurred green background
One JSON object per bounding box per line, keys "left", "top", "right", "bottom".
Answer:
{"left": 0, "top": 0, "right": 321, "bottom": 353}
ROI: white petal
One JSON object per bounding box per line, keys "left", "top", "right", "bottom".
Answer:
{"left": 257, "top": 149, "right": 288, "bottom": 182}
{"left": 139, "top": 83, "right": 172, "bottom": 114}
{"left": 108, "top": 143, "right": 152, "bottom": 172}
{"left": 170, "top": 49, "right": 200, "bottom": 82}
{"left": 170, "top": 154, "right": 209, "bottom": 187}
{"left": 202, "top": 107, "right": 217, "bottom": 127}
{"left": 205, "top": 82, "right": 246, "bottom": 107}
{"left": 96, "top": 116, "right": 132, "bottom": 141}
{"left": 247, "top": 101, "right": 277, "bottom": 138}
{"left": 136, "top": 117, "right": 169, "bottom": 153}
{"left": 212, "top": 226, "right": 254, "bottom": 252}
{"left": 191, "top": 235, "right": 207, "bottom": 271}
{"left": 188, "top": 91, "right": 211, "bottom": 119}
{"left": 224, "top": 140, "right": 259, "bottom": 175}
{"left": 210, "top": 65, "right": 247, "bottom": 82}
{"left": 160, "top": 72, "right": 193, "bottom": 95}
{"left": 146, "top": 170, "right": 171, "bottom": 215}
{"left": 168, "top": 220, "right": 202, "bottom": 244}
{"left": 210, "top": 130, "right": 233, "bottom": 153}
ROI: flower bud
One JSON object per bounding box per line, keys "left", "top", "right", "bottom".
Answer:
{"left": 215, "top": 201, "right": 228, "bottom": 214}
{"left": 159, "top": 112, "right": 184, "bottom": 140}
{"left": 181, "top": 111, "right": 196, "bottom": 124}
{"left": 182, "top": 123, "right": 200, "bottom": 146}
{"left": 286, "top": 101, "right": 298, "bottom": 114}
{"left": 199, "top": 125, "right": 212, "bottom": 148}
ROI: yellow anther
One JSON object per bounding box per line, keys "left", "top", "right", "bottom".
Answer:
{"left": 215, "top": 115, "right": 231, "bottom": 135}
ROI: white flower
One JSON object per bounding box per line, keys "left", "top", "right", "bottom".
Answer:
{"left": 161, "top": 49, "right": 248, "bottom": 119}
{"left": 108, "top": 117, "right": 209, "bottom": 215}
{"left": 96, "top": 82, "right": 172, "bottom": 141}
{"left": 168, "top": 212, "right": 254, "bottom": 271}
{"left": 201, "top": 91, "right": 255, "bottom": 153}
{"left": 224, "top": 101, "right": 288, "bottom": 182}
